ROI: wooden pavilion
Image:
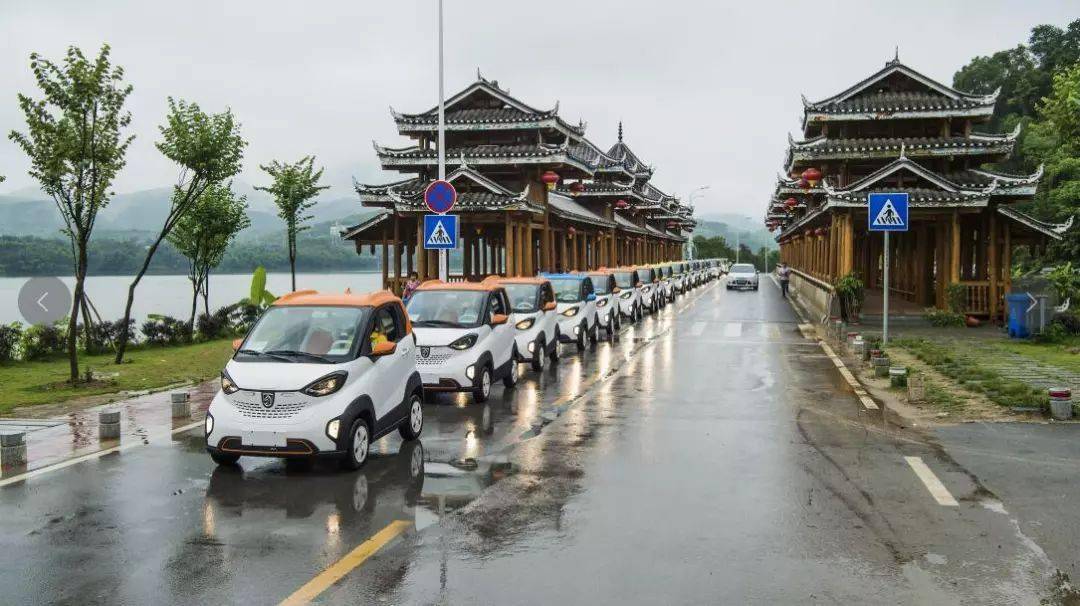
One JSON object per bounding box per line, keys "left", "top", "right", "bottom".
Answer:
{"left": 766, "top": 58, "right": 1072, "bottom": 322}
{"left": 344, "top": 75, "right": 694, "bottom": 293}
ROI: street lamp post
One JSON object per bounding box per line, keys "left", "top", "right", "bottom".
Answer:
{"left": 685, "top": 185, "right": 708, "bottom": 260}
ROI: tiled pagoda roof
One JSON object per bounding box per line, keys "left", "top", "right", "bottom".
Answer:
{"left": 374, "top": 141, "right": 602, "bottom": 174}
{"left": 786, "top": 126, "right": 1019, "bottom": 167}
{"left": 354, "top": 165, "right": 543, "bottom": 214}
{"left": 803, "top": 59, "right": 998, "bottom": 112}
{"left": 805, "top": 90, "right": 994, "bottom": 117}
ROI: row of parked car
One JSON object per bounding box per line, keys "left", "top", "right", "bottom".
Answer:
{"left": 205, "top": 260, "right": 728, "bottom": 469}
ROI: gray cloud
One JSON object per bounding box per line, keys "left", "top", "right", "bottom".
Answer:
{"left": 1, "top": 0, "right": 1076, "bottom": 218}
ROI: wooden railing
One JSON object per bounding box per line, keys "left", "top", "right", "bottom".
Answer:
{"left": 959, "top": 280, "right": 990, "bottom": 315}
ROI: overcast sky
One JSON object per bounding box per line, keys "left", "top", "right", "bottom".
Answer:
{"left": 1, "top": 0, "right": 1076, "bottom": 218}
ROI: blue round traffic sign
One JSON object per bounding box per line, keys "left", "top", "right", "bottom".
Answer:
{"left": 424, "top": 180, "right": 457, "bottom": 214}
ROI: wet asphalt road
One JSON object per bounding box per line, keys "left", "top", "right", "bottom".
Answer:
{"left": 1, "top": 278, "right": 1077, "bottom": 605}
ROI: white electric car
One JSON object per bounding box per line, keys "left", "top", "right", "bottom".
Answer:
{"left": 727, "top": 263, "right": 760, "bottom": 290}
{"left": 635, "top": 267, "right": 658, "bottom": 313}
{"left": 500, "top": 277, "right": 560, "bottom": 371}
{"left": 542, "top": 273, "right": 600, "bottom": 350}
{"left": 655, "top": 264, "right": 676, "bottom": 304}
{"left": 583, "top": 271, "right": 620, "bottom": 336}
{"left": 611, "top": 268, "right": 642, "bottom": 323}
{"left": 406, "top": 278, "right": 518, "bottom": 403}
{"left": 206, "top": 290, "right": 423, "bottom": 470}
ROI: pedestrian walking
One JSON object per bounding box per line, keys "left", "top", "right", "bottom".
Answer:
{"left": 777, "top": 262, "right": 791, "bottom": 298}
{"left": 402, "top": 271, "right": 421, "bottom": 303}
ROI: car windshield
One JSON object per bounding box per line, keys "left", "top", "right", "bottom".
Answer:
{"left": 589, "top": 276, "right": 611, "bottom": 295}
{"left": 504, "top": 284, "right": 540, "bottom": 313}
{"left": 636, "top": 270, "right": 653, "bottom": 284}
{"left": 550, "top": 279, "right": 583, "bottom": 303}
{"left": 236, "top": 306, "right": 368, "bottom": 363}
{"left": 731, "top": 264, "right": 756, "bottom": 274}
{"left": 613, "top": 271, "right": 635, "bottom": 288}
{"left": 407, "top": 290, "right": 487, "bottom": 328}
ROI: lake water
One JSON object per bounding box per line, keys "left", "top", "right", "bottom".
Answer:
{"left": 0, "top": 272, "right": 383, "bottom": 326}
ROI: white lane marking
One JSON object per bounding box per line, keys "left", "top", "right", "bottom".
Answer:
{"left": 690, "top": 321, "right": 706, "bottom": 337}
{"left": 0, "top": 420, "right": 203, "bottom": 488}
{"left": 904, "top": 456, "right": 959, "bottom": 506}
{"left": 723, "top": 322, "right": 742, "bottom": 338}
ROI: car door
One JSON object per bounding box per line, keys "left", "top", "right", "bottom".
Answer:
{"left": 539, "top": 283, "right": 558, "bottom": 344}
{"left": 487, "top": 290, "right": 515, "bottom": 365}
{"left": 368, "top": 304, "right": 411, "bottom": 419}
{"left": 581, "top": 279, "right": 597, "bottom": 328}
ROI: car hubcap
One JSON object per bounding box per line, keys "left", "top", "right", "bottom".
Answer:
{"left": 511, "top": 361, "right": 518, "bottom": 382}
{"left": 410, "top": 398, "right": 422, "bottom": 433}
{"left": 482, "top": 371, "right": 491, "bottom": 396}
{"left": 353, "top": 425, "right": 368, "bottom": 463}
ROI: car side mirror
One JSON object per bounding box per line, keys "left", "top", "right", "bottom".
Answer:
{"left": 491, "top": 313, "right": 509, "bottom": 326}
{"left": 613, "top": 287, "right": 622, "bottom": 294}
{"left": 543, "top": 301, "right": 557, "bottom": 312}
{"left": 232, "top": 338, "right": 242, "bottom": 351}
{"left": 586, "top": 293, "right": 597, "bottom": 302}
{"left": 371, "top": 341, "right": 397, "bottom": 357}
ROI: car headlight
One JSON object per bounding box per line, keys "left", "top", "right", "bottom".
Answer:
{"left": 620, "top": 291, "right": 633, "bottom": 299}
{"left": 561, "top": 306, "right": 579, "bottom": 317}
{"left": 301, "top": 372, "right": 348, "bottom": 397}
{"left": 221, "top": 373, "right": 239, "bottom": 395}
{"left": 449, "top": 334, "right": 478, "bottom": 350}
{"left": 596, "top": 298, "right": 608, "bottom": 308}
{"left": 205, "top": 413, "right": 214, "bottom": 436}
{"left": 515, "top": 318, "right": 535, "bottom": 330}
{"left": 326, "top": 418, "right": 341, "bottom": 440}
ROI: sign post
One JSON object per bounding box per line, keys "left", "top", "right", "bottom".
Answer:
{"left": 868, "top": 192, "right": 909, "bottom": 345}
{"left": 436, "top": 0, "right": 447, "bottom": 281}
{"left": 424, "top": 180, "right": 458, "bottom": 259}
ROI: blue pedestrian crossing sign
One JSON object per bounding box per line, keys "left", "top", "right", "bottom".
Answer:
{"left": 868, "top": 192, "right": 909, "bottom": 232}
{"left": 423, "top": 214, "right": 458, "bottom": 250}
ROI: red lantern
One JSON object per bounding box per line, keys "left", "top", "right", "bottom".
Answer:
{"left": 568, "top": 226, "right": 576, "bottom": 237}
{"left": 569, "top": 181, "right": 585, "bottom": 196}
{"left": 541, "top": 171, "right": 560, "bottom": 190}
{"left": 667, "top": 221, "right": 678, "bottom": 229}
{"left": 797, "top": 178, "right": 810, "bottom": 190}
{"left": 784, "top": 197, "right": 798, "bottom": 208}
{"left": 615, "top": 199, "right": 629, "bottom": 209}
{"left": 801, "top": 167, "right": 822, "bottom": 187}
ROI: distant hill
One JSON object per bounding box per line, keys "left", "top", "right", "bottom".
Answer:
{"left": 693, "top": 216, "right": 776, "bottom": 252}
{"left": 0, "top": 186, "right": 368, "bottom": 240}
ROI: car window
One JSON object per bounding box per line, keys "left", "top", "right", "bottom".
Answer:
{"left": 370, "top": 306, "right": 399, "bottom": 348}
{"left": 504, "top": 284, "right": 540, "bottom": 313}
{"left": 407, "top": 290, "right": 486, "bottom": 328}
{"left": 237, "top": 306, "right": 368, "bottom": 363}
{"left": 551, "top": 279, "right": 583, "bottom": 302}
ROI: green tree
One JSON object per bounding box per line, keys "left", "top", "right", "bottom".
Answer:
{"left": 1026, "top": 63, "right": 1080, "bottom": 261}
{"left": 167, "top": 182, "right": 250, "bottom": 334}
{"left": 8, "top": 45, "right": 133, "bottom": 382}
{"left": 255, "top": 156, "right": 329, "bottom": 291}
{"left": 115, "top": 98, "right": 246, "bottom": 362}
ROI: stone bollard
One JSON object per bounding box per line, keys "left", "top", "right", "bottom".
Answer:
{"left": 171, "top": 392, "right": 191, "bottom": 418}
{"left": 889, "top": 366, "right": 908, "bottom": 388}
{"left": 1, "top": 432, "right": 27, "bottom": 467}
{"left": 99, "top": 410, "right": 121, "bottom": 440}
{"left": 873, "top": 356, "right": 891, "bottom": 378}
{"left": 846, "top": 332, "right": 860, "bottom": 349}
{"left": 1049, "top": 387, "right": 1073, "bottom": 421}
{"left": 908, "top": 374, "right": 926, "bottom": 402}
{"left": 852, "top": 337, "right": 866, "bottom": 359}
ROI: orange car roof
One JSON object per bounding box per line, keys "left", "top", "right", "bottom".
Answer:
{"left": 272, "top": 289, "right": 401, "bottom": 308}
{"left": 414, "top": 278, "right": 501, "bottom": 292}
{"left": 498, "top": 277, "right": 549, "bottom": 285}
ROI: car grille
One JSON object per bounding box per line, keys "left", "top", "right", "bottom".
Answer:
{"left": 230, "top": 391, "right": 308, "bottom": 420}
{"left": 416, "top": 347, "right": 454, "bottom": 366}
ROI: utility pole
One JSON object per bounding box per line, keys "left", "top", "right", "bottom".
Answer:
{"left": 437, "top": 0, "right": 448, "bottom": 281}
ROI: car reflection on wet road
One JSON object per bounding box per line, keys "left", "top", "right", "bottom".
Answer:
{"left": 0, "top": 279, "right": 1073, "bottom": 605}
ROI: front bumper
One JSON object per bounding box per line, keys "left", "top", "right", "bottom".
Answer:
{"left": 513, "top": 327, "right": 545, "bottom": 361}
{"left": 206, "top": 391, "right": 343, "bottom": 456}
{"left": 415, "top": 347, "right": 480, "bottom": 391}
{"left": 556, "top": 317, "right": 585, "bottom": 342}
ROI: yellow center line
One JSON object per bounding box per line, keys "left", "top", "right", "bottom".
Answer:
{"left": 279, "top": 519, "right": 412, "bottom": 606}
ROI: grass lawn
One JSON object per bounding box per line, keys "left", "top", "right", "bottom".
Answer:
{"left": 994, "top": 337, "right": 1080, "bottom": 374}
{"left": 0, "top": 339, "right": 234, "bottom": 415}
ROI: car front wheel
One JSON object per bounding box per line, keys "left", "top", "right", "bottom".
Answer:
{"left": 531, "top": 338, "right": 546, "bottom": 371}
{"left": 341, "top": 418, "right": 370, "bottom": 470}
{"left": 209, "top": 451, "right": 239, "bottom": 466}
{"left": 474, "top": 365, "right": 492, "bottom": 403}
{"left": 575, "top": 322, "right": 587, "bottom": 350}
{"left": 503, "top": 355, "right": 519, "bottom": 388}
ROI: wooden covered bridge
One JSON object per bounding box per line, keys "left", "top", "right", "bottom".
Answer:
{"left": 765, "top": 58, "right": 1072, "bottom": 322}
{"left": 343, "top": 75, "right": 695, "bottom": 293}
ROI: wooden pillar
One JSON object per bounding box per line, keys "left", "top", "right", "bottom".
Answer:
{"left": 989, "top": 211, "right": 999, "bottom": 321}
{"left": 462, "top": 228, "right": 472, "bottom": 279}
{"left": 381, "top": 233, "right": 389, "bottom": 290}
{"left": 524, "top": 222, "right": 534, "bottom": 276}
{"left": 504, "top": 215, "right": 515, "bottom": 277}
{"left": 839, "top": 213, "right": 854, "bottom": 276}
{"left": 392, "top": 213, "right": 402, "bottom": 283}
{"left": 950, "top": 210, "right": 961, "bottom": 284}
{"left": 1003, "top": 220, "right": 1012, "bottom": 299}
{"left": 416, "top": 220, "right": 427, "bottom": 279}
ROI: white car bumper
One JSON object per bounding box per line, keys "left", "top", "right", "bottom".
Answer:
{"left": 206, "top": 389, "right": 344, "bottom": 457}
{"left": 415, "top": 346, "right": 481, "bottom": 391}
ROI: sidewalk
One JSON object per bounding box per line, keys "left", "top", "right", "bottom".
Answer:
{"left": 0, "top": 379, "right": 215, "bottom": 480}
